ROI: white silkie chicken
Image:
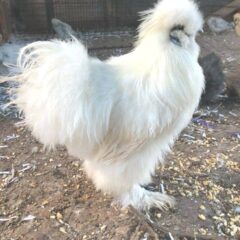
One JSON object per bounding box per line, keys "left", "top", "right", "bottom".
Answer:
{"left": 9, "top": 0, "right": 204, "bottom": 210}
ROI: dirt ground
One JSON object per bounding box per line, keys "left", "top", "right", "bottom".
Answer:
{"left": 0, "top": 30, "right": 240, "bottom": 240}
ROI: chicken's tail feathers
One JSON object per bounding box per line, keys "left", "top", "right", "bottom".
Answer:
{"left": 6, "top": 38, "right": 91, "bottom": 148}
{"left": 138, "top": 0, "right": 203, "bottom": 41}
{"left": 17, "top": 37, "right": 88, "bottom": 79}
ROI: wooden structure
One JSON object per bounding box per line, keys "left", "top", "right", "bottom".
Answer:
{"left": 214, "top": 0, "right": 240, "bottom": 20}
{"left": 0, "top": 0, "right": 11, "bottom": 43}
{"left": 4, "top": 0, "right": 239, "bottom": 34}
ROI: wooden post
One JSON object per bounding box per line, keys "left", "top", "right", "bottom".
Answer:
{"left": 0, "top": 0, "right": 11, "bottom": 43}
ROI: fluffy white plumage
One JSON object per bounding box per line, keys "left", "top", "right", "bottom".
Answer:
{"left": 9, "top": 0, "right": 204, "bottom": 210}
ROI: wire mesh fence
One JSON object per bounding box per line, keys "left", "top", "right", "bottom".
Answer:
{"left": 12, "top": 0, "right": 231, "bottom": 34}
{"left": 13, "top": 0, "right": 156, "bottom": 33}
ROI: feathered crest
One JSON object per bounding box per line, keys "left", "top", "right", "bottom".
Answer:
{"left": 136, "top": 0, "right": 203, "bottom": 45}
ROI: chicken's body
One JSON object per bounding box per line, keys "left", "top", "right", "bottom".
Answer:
{"left": 10, "top": 0, "right": 204, "bottom": 210}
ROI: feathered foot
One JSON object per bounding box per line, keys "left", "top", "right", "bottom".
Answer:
{"left": 117, "top": 185, "right": 175, "bottom": 211}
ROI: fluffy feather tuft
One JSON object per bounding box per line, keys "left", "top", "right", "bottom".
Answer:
{"left": 137, "top": 0, "right": 203, "bottom": 45}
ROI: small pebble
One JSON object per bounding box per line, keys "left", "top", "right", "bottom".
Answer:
{"left": 199, "top": 228, "right": 208, "bottom": 235}
{"left": 59, "top": 227, "right": 67, "bottom": 234}
{"left": 198, "top": 214, "right": 206, "bottom": 221}
{"left": 31, "top": 146, "right": 39, "bottom": 154}
{"left": 100, "top": 225, "right": 106, "bottom": 231}
{"left": 56, "top": 212, "right": 63, "bottom": 220}
{"left": 200, "top": 205, "right": 206, "bottom": 210}
{"left": 42, "top": 200, "right": 49, "bottom": 206}
{"left": 234, "top": 207, "right": 240, "bottom": 214}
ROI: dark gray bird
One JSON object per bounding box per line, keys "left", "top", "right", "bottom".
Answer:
{"left": 199, "top": 52, "right": 225, "bottom": 104}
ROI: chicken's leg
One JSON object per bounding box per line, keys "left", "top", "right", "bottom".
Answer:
{"left": 84, "top": 160, "right": 175, "bottom": 211}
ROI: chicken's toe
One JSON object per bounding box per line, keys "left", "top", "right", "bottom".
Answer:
{"left": 118, "top": 185, "right": 175, "bottom": 211}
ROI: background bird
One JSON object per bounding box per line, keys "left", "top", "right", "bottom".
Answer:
{"left": 4, "top": 0, "right": 204, "bottom": 211}
{"left": 199, "top": 52, "right": 225, "bottom": 104}
{"left": 234, "top": 12, "right": 240, "bottom": 36}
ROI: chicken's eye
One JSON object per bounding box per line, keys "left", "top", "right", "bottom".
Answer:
{"left": 170, "top": 34, "right": 181, "bottom": 47}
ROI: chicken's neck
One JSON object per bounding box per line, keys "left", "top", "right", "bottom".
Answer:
{"left": 125, "top": 39, "right": 204, "bottom": 107}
